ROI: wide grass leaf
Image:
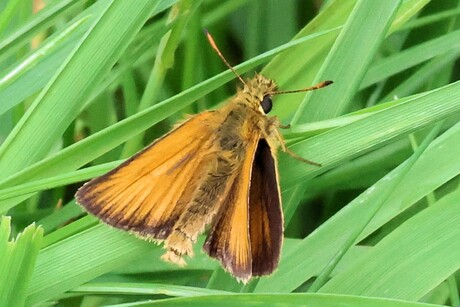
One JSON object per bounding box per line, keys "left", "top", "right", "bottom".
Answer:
{"left": 115, "top": 293, "right": 441, "bottom": 307}
{"left": 319, "top": 187, "right": 460, "bottom": 300}
{"left": 0, "top": 1, "right": 161, "bottom": 178}
{"left": 257, "top": 121, "right": 460, "bottom": 293}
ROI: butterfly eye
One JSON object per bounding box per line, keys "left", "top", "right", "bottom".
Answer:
{"left": 261, "top": 95, "right": 272, "bottom": 113}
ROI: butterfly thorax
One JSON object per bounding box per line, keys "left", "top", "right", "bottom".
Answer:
{"left": 215, "top": 74, "right": 281, "bottom": 162}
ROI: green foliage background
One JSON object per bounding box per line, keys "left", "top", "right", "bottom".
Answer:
{"left": 0, "top": 0, "right": 459, "bottom": 306}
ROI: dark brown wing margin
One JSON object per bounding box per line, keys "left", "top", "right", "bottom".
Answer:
{"left": 249, "top": 138, "right": 283, "bottom": 276}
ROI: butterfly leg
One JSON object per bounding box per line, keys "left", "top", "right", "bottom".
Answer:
{"left": 278, "top": 123, "right": 291, "bottom": 129}
{"left": 264, "top": 117, "right": 321, "bottom": 166}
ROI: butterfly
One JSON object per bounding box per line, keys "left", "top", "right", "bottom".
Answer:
{"left": 75, "top": 30, "right": 332, "bottom": 283}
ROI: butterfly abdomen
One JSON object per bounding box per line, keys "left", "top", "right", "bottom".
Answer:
{"left": 162, "top": 152, "right": 236, "bottom": 264}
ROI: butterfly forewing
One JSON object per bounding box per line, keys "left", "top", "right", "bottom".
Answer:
{"left": 76, "top": 111, "right": 219, "bottom": 240}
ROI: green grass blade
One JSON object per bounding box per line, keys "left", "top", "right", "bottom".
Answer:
{"left": 71, "top": 282, "right": 228, "bottom": 297}
{"left": 381, "top": 50, "right": 460, "bottom": 101}
{"left": 281, "top": 81, "right": 460, "bottom": 188}
{"left": 308, "top": 122, "right": 442, "bottom": 292}
{"left": 0, "top": 0, "right": 22, "bottom": 36}
{"left": 26, "top": 224, "right": 152, "bottom": 305}
{"left": 361, "top": 29, "right": 460, "bottom": 88}
{"left": 0, "top": 161, "right": 119, "bottom": 201}
{"left": 0, "top": 0, "right": 82, "bottom": 59}
{"left": 0, "top": 217, "right": 43, "bottom": 307}
{"left": 0, "top": 1, "right": 176, "bottom": 117}
{"left": 0, "top": 16, "right": 90, "bottom": 116}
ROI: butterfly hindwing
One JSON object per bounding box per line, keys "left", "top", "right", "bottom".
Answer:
{"left": 203, "top": 137, "right": 283, "bottom": 282}
{"left": 249, "top": 138, "right": 283, "bottom": 276}
{"left": 203, "top": 132, "right": 260, "bottom": 282}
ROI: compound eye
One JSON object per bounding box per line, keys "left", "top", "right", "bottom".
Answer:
{"left": 261, "top": 95, "right": 272, "bottom": 113}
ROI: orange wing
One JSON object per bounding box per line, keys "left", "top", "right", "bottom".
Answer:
{"left": 76, "top": 111, "right": 220, "bottom": 240}
{"left": 203, "top": 131, "right": 260, "bottom": 282}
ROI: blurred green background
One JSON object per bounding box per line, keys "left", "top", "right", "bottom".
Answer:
{"left": 0, "top": 0, "right": 460, "bottom": 306}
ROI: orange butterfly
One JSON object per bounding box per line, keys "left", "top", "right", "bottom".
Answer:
{"left": 76, "top": 30, "right": 332, "bottom": 283}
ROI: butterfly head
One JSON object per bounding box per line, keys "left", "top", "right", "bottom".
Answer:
{"left": 242, "top": 74, "right": 278, "bottom": 114}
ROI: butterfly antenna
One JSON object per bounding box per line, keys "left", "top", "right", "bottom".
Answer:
{"left": 271, "top": 80, "right": 333, "bottom": 96}
{"left": 204, "top": 29, "right": 248, "bottom": 87}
